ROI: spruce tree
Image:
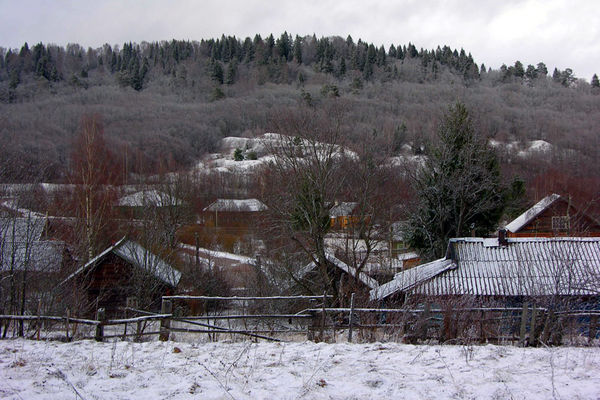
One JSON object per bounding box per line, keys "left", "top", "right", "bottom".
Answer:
{"left": 293, "top": 35, "right": 302, "bottom": 64}
{"left": 405, "top": 103, "right": 505, "bottom": 260}
{"left": 225, "top": 62, "right": 236, "bottom": 84}
{"left": 592, "top": 73, "right": 600, "bottom": 88}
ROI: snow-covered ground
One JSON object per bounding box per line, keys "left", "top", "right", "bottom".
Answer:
{"left": 1, "top": 339, "right": 599, "bottom": 399}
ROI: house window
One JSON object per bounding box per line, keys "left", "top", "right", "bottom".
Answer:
{"left": 552, "top": 216, "right": 570, "bottom": 231}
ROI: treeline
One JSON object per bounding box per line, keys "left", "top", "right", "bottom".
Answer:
{"left": 0, "top": 33, "right": 600, "bottom": 191}
{"left": 4, "top": 34, "right": 596, "bottom": 94}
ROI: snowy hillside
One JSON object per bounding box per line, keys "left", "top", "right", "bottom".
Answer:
{"left": 1, "top": 339, "right": 599, "bottom": 399}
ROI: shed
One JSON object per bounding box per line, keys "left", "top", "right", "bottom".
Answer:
{"left": 61, "top": 237, "right": 181, "bottom": 314}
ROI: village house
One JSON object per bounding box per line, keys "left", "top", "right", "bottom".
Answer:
{"left": 505, "top": 193, "right": 600, "bottom": 237}
{"left": 370, "top": 235, "right": 600, "bottom": 306}
{"left": 202, "top": 198, "right": 267, "bottom": 228}
{"left": 116, "top": 189, "right": 184, "bottom": 219}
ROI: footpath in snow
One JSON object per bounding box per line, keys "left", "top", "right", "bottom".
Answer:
{"left": 1, "top": 339, "right": 599, "bottom": 399}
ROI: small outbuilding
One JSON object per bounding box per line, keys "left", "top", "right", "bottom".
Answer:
{"left": 61, "top": 237, "right": 181, "bottom": 315}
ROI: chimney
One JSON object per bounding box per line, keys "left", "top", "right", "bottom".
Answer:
{"left": 498, "top": 228, "right": 508, "bottom": 246}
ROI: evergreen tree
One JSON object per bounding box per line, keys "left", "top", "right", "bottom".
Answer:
{"left": 293, "top": 35, "right": 302, "bottom": 64}
{"left": 339, "top": 57, "right": 346, "bottom": 77}
{"left": 536, "top": 62, "right": 548, "bottom": 76}
{"left": 513, "top": 60, "right": 525, "bottom": 78}
{"left": 211, "top": 60, "right": 224, "bottom": 84}
{"left": 225, "top": 62, "right": 236, "bottom": 84}
{"left": 525, "top": 64, "right": 537, "bottom": 80}
{"left": 388, "top": 44, "right": 397, "bottom": 58}
{"left": 276, "top": 31, "right": 291, "bottom": 60}
{"left": 591, "top": 73, "right": 600, "bottom": 88}
{"left": 405, "top": 103, "right": 505, "bottom": 260}
{"left": 552, "top": 67, "right": 561, "bottom": 83}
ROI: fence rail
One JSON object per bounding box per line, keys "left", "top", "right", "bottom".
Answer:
{"left": 1, "top": 294, "right": 599, "bottom": 346}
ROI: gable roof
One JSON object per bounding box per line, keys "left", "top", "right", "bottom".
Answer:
{"left": 504, "top": 193, "right": 561, "bottom": 233}
{"left": 370, "top": 258, "right": 455, "bottom": 300}
{"left": 370, "top": 237, "right": 600, "bottom": 300}
{"left": 297, "top": 252, "right": 379, "bottom": 290}
{"left": 62, "top": 237, "right": 181, "bottom": 287}
{"left": 203, "top": 198, "right": 268, "bottom": 212}
{"left": 117, "top": 189, "right": 182, "bottom": 207}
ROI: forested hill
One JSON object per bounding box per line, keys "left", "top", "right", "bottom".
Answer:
{"left": 1, "top": 33, "right": 600, "bottom": 189}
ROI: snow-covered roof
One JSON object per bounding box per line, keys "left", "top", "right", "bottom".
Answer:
{"left": 330, "top": 202, "right": 358, "bottom": 217}
{"left": 62, "top": 237, "right": 181, "bottom": 287}
{"left": 504, "top": 193, "right": 561, "bottom": 233}
{"left": 117, "top": 190, "right": 182, "bottom": 207}
{"left": 203, "top": 198, "right": 268, "bottom": 212}
{"left": 371, "top": 237, "right": 600, "bottom": 299}
{"left": 0, "top": 217, "right": 66, "bottom": 272}
{"left": 1, "top": 240, "right": 65, "bottom": 272}
{"left": 297, "top": 253, "right": 379, "bottom": 290}
{"left": 370, "top": 258, "right": 455, "bottom": 300}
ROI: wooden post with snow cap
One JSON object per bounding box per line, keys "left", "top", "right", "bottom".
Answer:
{"left": 159, "top": 299, "right": 172, "bottom": 341}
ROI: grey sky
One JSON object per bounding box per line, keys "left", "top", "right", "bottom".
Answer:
{"left": 1, "top": 0, "right": 598, "bottom": 80}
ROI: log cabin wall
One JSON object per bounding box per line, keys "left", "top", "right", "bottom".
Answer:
{"left": 509, "top": 199, "right": 600, "bottom": 237}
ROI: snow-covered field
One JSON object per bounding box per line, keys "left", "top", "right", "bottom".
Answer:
{"left": 1, "top": 339, "right": 599, "bottom": 399}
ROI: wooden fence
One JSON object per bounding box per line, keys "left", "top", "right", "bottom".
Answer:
{"left": 1, "top": 295, "right": 598, "bottom": 346}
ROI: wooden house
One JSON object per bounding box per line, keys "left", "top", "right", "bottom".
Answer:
{"left": 329, "top": 202, "right": 369, "bottom": 230}
{"left": 202, "top": 198, "right": 267, "bottom": 228}
{"left": 116, "top": 189, "right": 184, "bottom": 219}
{"left": 61, "top": 237, "right": 181, "bottom": 315}
{"left": 505, "top": 193, "right": 600, "bottom": 237}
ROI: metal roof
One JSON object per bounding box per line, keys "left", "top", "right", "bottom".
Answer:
{"left": 371, "top": 237, "right": 600, "bottom": 299}
{"left": 370, "top": 258, "right": 455, "bottom": 300}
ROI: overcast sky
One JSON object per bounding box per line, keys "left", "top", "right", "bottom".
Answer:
{"left": 1, "top": 0, "right": 598, "bottom": 80}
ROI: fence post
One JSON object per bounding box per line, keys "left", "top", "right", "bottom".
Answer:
{"left": 519, "top": 302, "right": 529, "bottom": 346}
{"left": 95, "top": 308, "right": 106, "bottom": 342}
{"left": 419, "top": 302, "right": 431, "bottom": 340}
{"left": 159, "top": 299, "right": 172, "bottom": 341}
{"left": 320, "top": 292, "right": 326, "bottom": 342}
{"left": 65, "top": 308, "right": 71, "bottom": 341}
{"left": 589, "top": 315, "right": 598, "bottom": 345}
{"left": 36, "top": 299, "right": 42, "bottom": 341}
{"left": 348, "top": 293, "right": 355, "bottom": 343}
{"left": 530, "top": 306, "right": 541, "bottom": 346}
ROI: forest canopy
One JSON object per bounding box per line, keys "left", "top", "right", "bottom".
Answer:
{"left": 0, "top": 33, "right": 599, "bottom": 193}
